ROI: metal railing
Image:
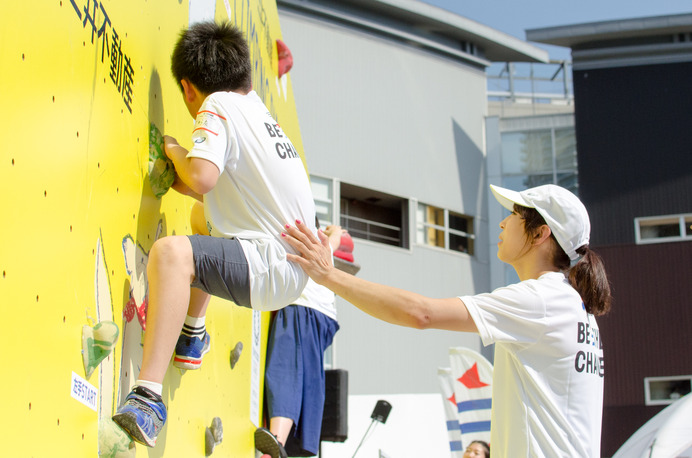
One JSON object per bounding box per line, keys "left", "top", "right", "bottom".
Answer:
{"left": 487, "top": 60, "right": 574, "bottom": 104}
{"left": 340, "top": 214, "right": 401, "bottom": 246}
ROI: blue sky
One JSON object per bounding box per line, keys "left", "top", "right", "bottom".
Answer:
{"left": 421, "top": 1, "right": 692, "bottom": 60}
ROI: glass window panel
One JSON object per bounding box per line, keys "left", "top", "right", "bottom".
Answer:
{"left": 524, "top": 174, "right": 553, "bottom": 188}
{"left": 324, "top": 346, "right": 333, "bottom": 369}
{"left": 340, "top": 184, "right": 406, "bottom": 248}
{"left": 417, "top": 204, "right": 445, "bottom": 247}
{"left": 449, "top": 232, "right": 471, "bottom": 253}
{"left": 416, "top": 204, "right": 474, "bottom": 254}
{"left": 311, "top": 176, "right": 333, "bottom": 227}
{"left": 686, "top": 217, "right": 692, "bottom": 236}
{"left": 648, "top": 379, "right": 691, "bottom": 402}
{"left": 522, "top": 131, "right": 553, "bottom": 173}
{"left": 502, "top": 130, "right": 554, "bottom": 175}
{"left": 416, "top": 225, "right": 425, "bottom": 245}
{"left": 500, "top": 132, "right": 526, "bottom": 174}
{"left": 421, "top": 228, "right": 445, "bottom": 248}
{"left": 416, "top": 203, "right": 426, "bottom": 224}
{"left": 502, "top": 175, "right": 528, "bottom": 192}
{"left": 311, "top": 176, "right": 332, "bottom": 201}
{"left": 556, "top": 172, "right": 579, "bottom": 195}
{"left": 640, "top": 219, "right": 681, "bottom": 239}
{"left": 449, "top": 212, "right": 470, "bottom": 234}
{"left": 502, "top": 174, "right": 555, "bottom": 193}
{"left": 428, "top": 206, "right": 444, "bottom": 227}
{"left": 314, "top": 201, "right": 331, "bottom": 220}
{"left": 555, "top": 128, "right": 577, "bottom": 171}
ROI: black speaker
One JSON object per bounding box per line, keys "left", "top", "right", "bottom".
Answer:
{"left": 320, "top": 369, "right": 348, "bottom": 442}
{"left": 370, "top": 400, "right": 392, "bottom": 423}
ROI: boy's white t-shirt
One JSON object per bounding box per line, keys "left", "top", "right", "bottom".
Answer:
{"left": 461, "top": 271, "right": 604, "bottom": 458}
{"left": 186, "top": 90, "right": 316, "bottom": 311}
{"left": 292, "top": 278, "right": 337, "bottom": 321}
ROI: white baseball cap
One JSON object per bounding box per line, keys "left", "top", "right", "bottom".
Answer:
{"left": 490, "top": 184, "right": 590, "bottom": 261}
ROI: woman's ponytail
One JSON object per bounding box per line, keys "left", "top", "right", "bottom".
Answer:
{"left": 568, "top": 246, "right": 612, "bottom": 316}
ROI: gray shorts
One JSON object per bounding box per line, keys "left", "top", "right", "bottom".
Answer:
{"left": 188, "top": 235, "right": 251, "bottom": 308}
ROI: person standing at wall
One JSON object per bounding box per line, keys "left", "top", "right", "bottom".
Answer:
{"left": 256, "top": 222, "right": 345, "bottom": 458}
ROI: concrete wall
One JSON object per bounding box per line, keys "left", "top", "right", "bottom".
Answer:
{"left": 279, "top": 6, "right": 491, "bottom": 395}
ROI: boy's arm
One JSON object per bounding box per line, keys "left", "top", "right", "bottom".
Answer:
{"left": 164, "top": 135, "right": 219, "bottom": 196}
{"left": 170, "top": 175, "right": 204, "bottom": 202}
{"left": 323, "top": 225, "right": 345, "bottom": 252}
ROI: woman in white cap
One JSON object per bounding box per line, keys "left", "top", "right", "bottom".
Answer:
{"left": 281, "top": 184, "right": 611, "bottom": 458}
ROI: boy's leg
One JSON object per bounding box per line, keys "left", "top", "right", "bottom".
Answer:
{"left": 173, "top": 287, "right": 212, "bottom": 369}
{"left": 269, "top": 416, "right": 294, "bottom": 446}
{"left": 261, "top": 307, "right": 298, "bottom": 458}
{"left": 188, "top": 286, "right": 211, "bottom": 315}
{"left": 173, "top": 201, "right": 213, "bottom": 370}
{"left": 138, "top": 235, "right": 196, "bottom": 383}
{"left": 255, "top": 428, "right": 288, "bottom": 458}
{"left": 113, "top": 235, "right": 195, "bottom": 447}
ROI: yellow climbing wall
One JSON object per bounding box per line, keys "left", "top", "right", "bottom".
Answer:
{"left": 0, "top": 0, "right": 305, "bottom": 456}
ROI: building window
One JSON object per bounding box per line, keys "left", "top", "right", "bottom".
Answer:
{"left": 500, "top": 127, "right": 578, "bottom": 194}
{"left": 635, "top": 214, "right": 692, "bottom": 244}
{"left": 416, "top": 203, "right": 474, "bottom": 255}
{"left": 310, "top": 175, "right": 338, "bottom": 369}
{"left": 644, "top": 375, "right": 692, "bottom": 405}
{"left": 310, "top": 175, "right": 336, "bottom": 227}
{"left": 340, "top": 183, "right": 408, "bottom": 249}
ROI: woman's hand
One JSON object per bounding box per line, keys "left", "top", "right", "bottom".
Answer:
{"left": 282, "top": 220, "right": 335, "bottom": 285}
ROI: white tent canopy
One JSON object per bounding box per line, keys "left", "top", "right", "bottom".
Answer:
{"left": 612, "top": 393, "right": 692, "bottom": 458}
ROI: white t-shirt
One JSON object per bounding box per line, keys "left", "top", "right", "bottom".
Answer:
{"left": 462, "top": 272, "right": 604, "bottom": 458}
{"left": 293, "top": 278, "right": 337, "bottom": 321}
{"left": 187, "top": 90, "right": 316, "bottom": 311}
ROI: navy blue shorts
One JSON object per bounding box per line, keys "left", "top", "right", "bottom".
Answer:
{"left": 264, "top": 305, "right": 339, "bottom": 455}
{"left": 187, "top": 235, "right": 251, "bottom": 307}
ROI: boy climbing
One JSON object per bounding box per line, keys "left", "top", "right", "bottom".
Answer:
{"left": 112, "top": 21, "right": 316, "bottom": 454}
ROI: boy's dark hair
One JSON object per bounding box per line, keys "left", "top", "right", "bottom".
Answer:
{"left": 171, "top": 21, "right": 252, "bottom": 94}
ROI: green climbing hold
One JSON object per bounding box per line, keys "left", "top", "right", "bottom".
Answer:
{"left": 99, "top": 418, "right": 136, "bottom": 457}
{"left": 82, "top": 320, "right": 120, "bottom": 379}
{"left": 148, "top": 122, "right": 176, "bottom": 198}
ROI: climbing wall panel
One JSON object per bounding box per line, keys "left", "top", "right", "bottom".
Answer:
{"left": 0, "top": 0, "right": 305, "bottom": 456}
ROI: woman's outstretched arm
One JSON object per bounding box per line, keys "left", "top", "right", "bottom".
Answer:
{"left": 282, "top": 221, "right": 478, "bottom": 333}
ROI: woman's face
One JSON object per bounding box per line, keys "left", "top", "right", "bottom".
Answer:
{"left": 497, "top": 210, "right": 529, "bottom": 265}
{"left": 463, "top": 442, "right": 488, "bottom": 458}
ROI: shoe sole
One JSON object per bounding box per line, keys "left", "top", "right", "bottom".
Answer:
{"left": 173, "top": 357, "right": 203, "bottom": 370}
{"left": 254, "top": 428, "right": 286, "bottom": 458}
{"left": 113, "top": 411, "right": 156, "bottom": 447}
{"left": 173, "top": 338, "right": 210, "bottom": 370}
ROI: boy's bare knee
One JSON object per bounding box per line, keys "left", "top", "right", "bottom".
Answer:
{"left": 149, "top": 236, "right": 194, "bottom": 276}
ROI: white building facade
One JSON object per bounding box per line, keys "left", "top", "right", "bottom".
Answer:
{"left": 277, "top": 1, "right": 549, "bottom": 455}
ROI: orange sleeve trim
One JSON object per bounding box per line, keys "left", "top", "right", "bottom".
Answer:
{"left": 192, "top": 127, "right": 219, "bottom": 136}
{"left": 197, "top": 110, "right": 227, "bottom": 121}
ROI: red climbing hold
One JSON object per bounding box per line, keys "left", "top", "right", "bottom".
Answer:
{"left": 276, "top": 39, "right": 293, "bottom": 78}
{"left": 334, "top": 232, "right": 355, "bottom": 263}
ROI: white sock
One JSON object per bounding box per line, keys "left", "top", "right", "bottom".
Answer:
{"left": 135, "top": 379, "right": 162, "bottom": 396}
{"left": 182, "top": 314, "right": 206, "bottom": 338}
